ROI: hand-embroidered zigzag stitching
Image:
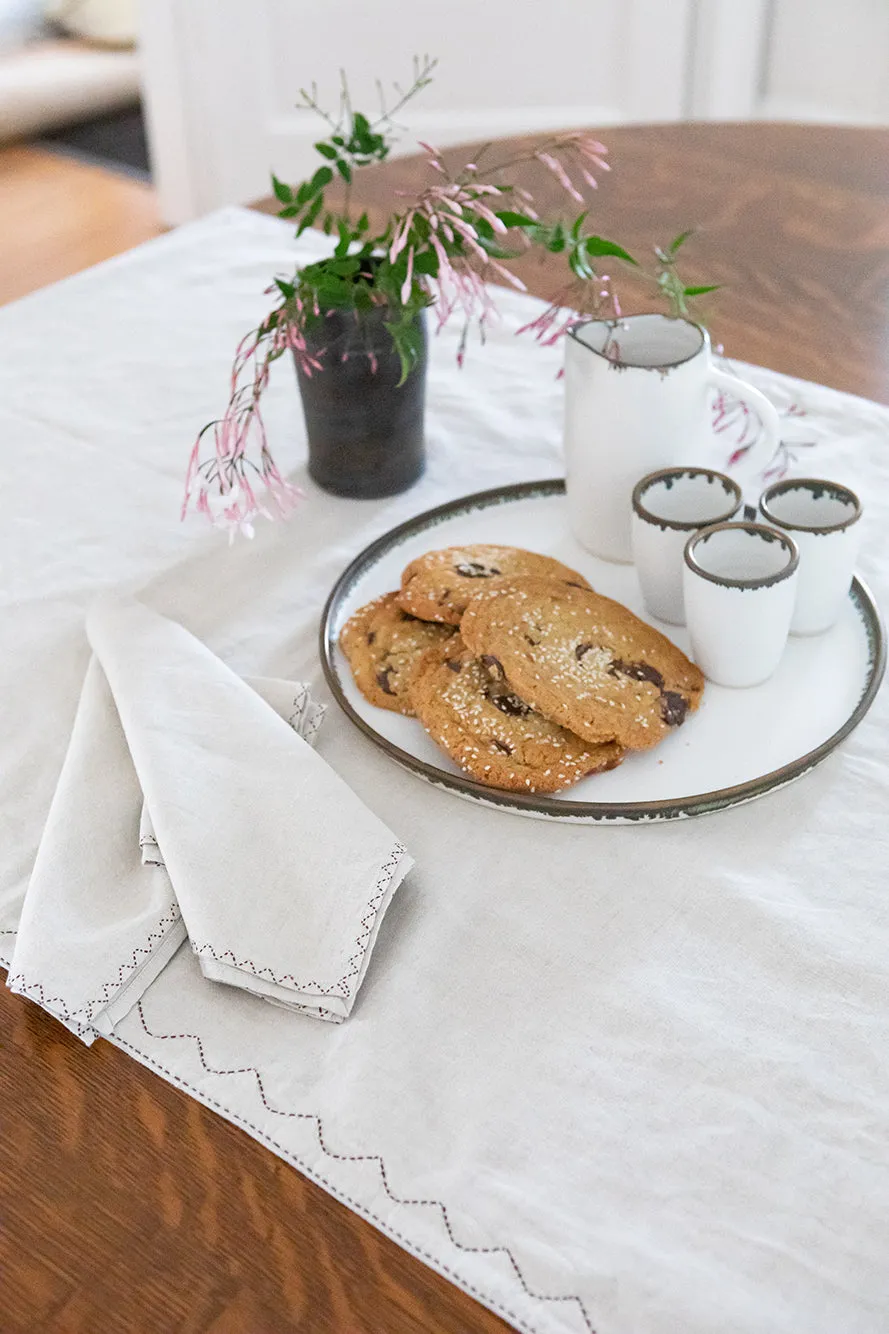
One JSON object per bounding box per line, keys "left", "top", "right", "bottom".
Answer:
{"left": 286, "top": 685, "right": 310, "bottom": 731}
{"left": 7, "top": 903, "right": 182, "bottom": 1023}
{"left": 132, "top": 1001, "right": 597, "bottom": 1334}
{"left": 189, "top": 840, "right": 405, "bottom": 999}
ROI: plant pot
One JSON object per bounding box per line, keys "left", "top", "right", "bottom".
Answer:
{"left": 294, "top": 304, "right": 427, "bottom": 499}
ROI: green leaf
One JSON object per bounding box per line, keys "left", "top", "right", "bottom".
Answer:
{"left": 336, "top": 158, "right": 352, "bottom": 184}
{"left": 274, "top": 278, "right": 296, "bottom": 299}
{"left": 352, "top": 111, "right": 370, "bottom": 137}
{"left": 494, "top": 210, "right": 537, "bottom": 229}
{"left": 296, "top": 180, "right": 315, "bottom": 206}
{"left": 314, "top": 141, "right": 338, "bottom": 159}
{"left": 547, "top": 223, "right": 567, "bottom": 254}
{"left": 309, "top": 165, "right": 334, "bottom": 194}
{"left": 585, "top": 236, "right": 637, "bottom": 265}
{"left": 309, "top": 273, "right": 355, "bottom": 306}
{"left": 357, "top": 211, "right": 369, "bottom": 232}
{"left": 570, "top": 211, "right": 589, "bottom": 242}
{"left": 682, "top": 283, "right": 720, "bottom": 296}
{"left": 476, "top": 237, "right": 518, "bottom": 260}
{"left": 519, "top": 222, "right": 546, "bottom": 246}
{"left": 568, "top": 247, "right": 594, "bottom": 281}
{"left": 297, "top": 193, "right": 324, "bottom": 235}
{"left": 332, "top": 135, "right": 345, "bottom": 146}
{"left": 322, "top": 212, "right": 333, "bottom": 234}
{"left": 414, "top": 250, "right": 438, "bottom": 276}
{"left": 334, "top": 222, "right": 354, "bottom": 258}
{"left": 669, "top": 229, "right": 694, "bottom": 253}
{"left": 277, "top": 205, "right": 300, "bottom": 219}
{"left": 385, "top": 316, "right": 424, "bottom": 386}
{"left": 271, "top": 175, "right": 293, "bottom": 203}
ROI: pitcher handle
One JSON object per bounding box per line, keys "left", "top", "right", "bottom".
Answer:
{"left": 708, "top": 366, "right": 781, "bottom": 490}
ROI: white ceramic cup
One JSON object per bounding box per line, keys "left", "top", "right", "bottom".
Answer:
{"left": 631, "top": 467, "right": 742, "bottom": 625}
{"left": 563, "top": 314, "right": 780, "bottom": 563}
{"left": 758, "top": 477, "right": 863, "bottom": 635}
{"left": 683, "top": 522, "right": 800, "bottom": 687}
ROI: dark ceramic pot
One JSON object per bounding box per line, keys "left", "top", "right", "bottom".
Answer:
{"left": 294, "top": 304, "right": 427, "bottom": 499}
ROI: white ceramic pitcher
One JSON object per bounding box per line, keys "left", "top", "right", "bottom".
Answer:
{"left": 563, "top": 314, "right": 780, "bottom": 563}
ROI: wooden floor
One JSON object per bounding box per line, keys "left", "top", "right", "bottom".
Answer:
{"left": 0, "top": 144, "right": 162, "bottom": 306}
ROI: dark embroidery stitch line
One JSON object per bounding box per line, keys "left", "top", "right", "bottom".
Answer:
{"left": 189, "top": 840, "right": 406, "bottom": 999}
{"left": 7, "top": 904, "right": 183, "bottom": 1024}
{"left": 128, "top": 1001, "right": 597, "bottom": 1334}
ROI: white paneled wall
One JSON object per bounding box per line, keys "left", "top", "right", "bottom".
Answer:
{"left": 138, "top": 0, "right": 889, "bottom": 224}
{"left": 762, "top": 0, "right": 889, "bottom": 123}
{"left": 261, "top": 0, "right": 693, "bottom": 186}
{"left": 139, "top": 0, "right": 694, "bottom": 223}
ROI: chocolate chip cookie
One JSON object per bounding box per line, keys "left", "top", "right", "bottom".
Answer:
{"left": 409, "top": 636, "right": 623, "bottom": 792}
{"left": 460, "top": 577, "right": 704, "bottom": 750}
{"left": 339, "top": 592, "right": 456, "bottom": 714}
{"left": 397, "top": 545, "right": 591, "bottom": 626}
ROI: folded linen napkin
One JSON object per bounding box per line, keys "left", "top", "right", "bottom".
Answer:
{"left": 9, "top": 598, "right": 412, "bottom": 1042}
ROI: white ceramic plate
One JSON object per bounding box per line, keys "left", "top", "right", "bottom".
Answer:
{"left": 320, "top": 481, "right": 885, "bottom": 822}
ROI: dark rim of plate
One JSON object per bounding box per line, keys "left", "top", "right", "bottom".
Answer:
{"left": 319, "top": 479, "right": 885, "bottom": 823}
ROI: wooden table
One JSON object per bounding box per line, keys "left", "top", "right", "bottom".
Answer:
{"left": 3, "top": 123, "right": 889, "bottom": 1334}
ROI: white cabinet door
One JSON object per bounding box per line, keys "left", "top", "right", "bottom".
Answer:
{"left": 139, "top": 0, "right": 694, "bottom": 223}
{"left": 761, "top": 0, "right": 889, "bottom": 124}
{"left": 688, "top": 0, "right": 889, "bottom": 124}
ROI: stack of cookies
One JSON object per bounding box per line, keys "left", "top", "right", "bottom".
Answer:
{"left": 339, "top": 544, "right": 704, "bottom": 794}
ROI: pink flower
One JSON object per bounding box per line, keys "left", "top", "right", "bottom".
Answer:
{"left": 389, "top": 213, "right": 414, "bottom": 262}
{"left": 401, "top": 247, "right": 415, "bottom": 304}
{"left": 183, "top": 303, "right": 304, "bottom": 533}
{"left": 536, "top": 153, "right": 584, "bottom": 204}
{"left": 418, "top": 141, "right": 446, "bottom": 175}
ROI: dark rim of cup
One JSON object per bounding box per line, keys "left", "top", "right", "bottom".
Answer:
{"left": 632, "top": 467, "right": 743, "bottom": 531}
{"left": 758, "top": 477, "right": 862, "bottom": 534}
{"left": 567, "top": 315, "right": 705, "bottom": 370}
{"left": 684, "top": 521, "right": 800, "bottom": 590}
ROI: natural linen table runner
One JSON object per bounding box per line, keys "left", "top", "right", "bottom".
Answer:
{"left": 2, "top": 209, "right": 888, "bottom": 1334}
{"left": 8, "top": 595, "right": 410, "bottom": 1040}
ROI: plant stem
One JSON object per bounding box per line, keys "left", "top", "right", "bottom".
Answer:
{"left": 297, "top": 85, "right": 339, "bottom": 132}
{"left": 475, "top": 135, "right": 588, "bottom": 181}
{"left": 372, "top": 55, "right": 437, "bottom": 128}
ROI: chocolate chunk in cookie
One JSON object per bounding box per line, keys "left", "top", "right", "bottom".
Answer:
{"left": 339, "top": 592, "right": 457, "bottom": 715}
{"left": 460, "top": 577, "right": 704, "bottom": 751}
{"left": 397, "top": 545, "right": 592, "bottom": 626}
{"left": 409, "top": 637, "right": 623, "bottom": 793}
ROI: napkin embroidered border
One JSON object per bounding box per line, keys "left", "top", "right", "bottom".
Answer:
{"left": 188, "top": 841, "right": 406, "bottom": 999}
{"left": 7, "top": 903, "right": 183, "bottom": 1025}
{"left": 126, "top": 1000, "right": 598, "bottom": 1334}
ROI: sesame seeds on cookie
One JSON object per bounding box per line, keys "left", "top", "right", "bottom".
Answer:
{"left": 460, "top": 577, "right": 704, "bottom": 751}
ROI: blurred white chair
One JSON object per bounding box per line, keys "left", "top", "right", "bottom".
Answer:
{"left": 0, "top": 0, "right": 139, "bottom": 143}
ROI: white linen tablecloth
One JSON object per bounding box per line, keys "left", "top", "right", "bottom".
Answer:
{"left": 2, "top": 207, "right": 888, "bottom": 1334}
